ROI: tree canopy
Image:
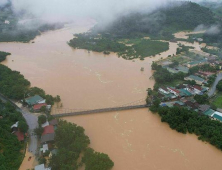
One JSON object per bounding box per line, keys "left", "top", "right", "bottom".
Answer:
{"left": 0, "top": 100, "right": 28, "bottom": 170}
{"left": 216, "top": 80, "right": 222, "bottom": 91}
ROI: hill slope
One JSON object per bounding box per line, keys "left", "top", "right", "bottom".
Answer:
{"left": 95, "top": 2, "right": 216, "bottom": 39}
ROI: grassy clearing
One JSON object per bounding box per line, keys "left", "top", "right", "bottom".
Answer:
{"left": 213, "top": 93, "right": 222, "bottom": 108}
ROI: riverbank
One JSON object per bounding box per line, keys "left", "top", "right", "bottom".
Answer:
{"left": 1, "top": 22, "right": 222, "bottom": 170}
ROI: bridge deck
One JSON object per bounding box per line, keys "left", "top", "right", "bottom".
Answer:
{"left": 53, "top": 105, "right": 148, "bottom": 117}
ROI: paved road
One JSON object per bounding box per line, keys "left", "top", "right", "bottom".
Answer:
{"left": 208, "top": 72, "right": 222, "bottom": 97}
{"left": 21, "top": 108, "right": 39, "bottom": 156}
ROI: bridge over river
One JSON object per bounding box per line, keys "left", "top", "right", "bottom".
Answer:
{"left": 53, "top": 98, "right": 149, "bottom": 117}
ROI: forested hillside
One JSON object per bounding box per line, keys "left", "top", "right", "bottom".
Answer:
{"left": 95, "top": 2, "right": 215, "bottom": 39}
{"left": 0, "top": 100, "right": 28, "bottom": 170}
{"left": 69, "top": 1, "right": 216, "bottom": 59}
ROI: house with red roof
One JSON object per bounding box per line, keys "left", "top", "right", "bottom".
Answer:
{"left": 33, "top": 103, "right": 47, "bottom": 112}
{"left": 42, "top": 125, "right": 54, "bottom": 135}
{"left": 41, "top": 125, "right": 55, "bottom": 144}
{"left": 186, "top": 85, "right": 203, "bottom": 95}
{"left": 167, "top": 87, "right": 180, "bottom": 96}
{"left": 14, "top": 130, "right": 24, "bottom": 141}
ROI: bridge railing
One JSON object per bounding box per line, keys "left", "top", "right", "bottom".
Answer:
{"left": 53, "top": 104, "right": 149, "bottom": 117}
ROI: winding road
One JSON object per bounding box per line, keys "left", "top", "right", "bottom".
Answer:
{"left": 21, "top": 108, "right": 38, "bottom": 156}
{"left": 208, "top": 72, "right": 222, "bottom": 97}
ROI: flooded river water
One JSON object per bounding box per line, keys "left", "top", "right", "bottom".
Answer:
{"left": 1, "top": 21, "right": 222, "bottom": 170}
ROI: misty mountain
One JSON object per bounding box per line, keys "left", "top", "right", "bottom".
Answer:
{"left": 94, "top": 2, "right": 216, "bottom": 39}
{"left": 0, "top": 2, "right": 63, "bottom": 43}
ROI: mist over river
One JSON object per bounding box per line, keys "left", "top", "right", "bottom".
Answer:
{"left": 1, "top": 20, "right": 222, "bottom": 170}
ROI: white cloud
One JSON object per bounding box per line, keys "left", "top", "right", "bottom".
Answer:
{"left": 0, "top": 0, "right": 8, "bottom": 6}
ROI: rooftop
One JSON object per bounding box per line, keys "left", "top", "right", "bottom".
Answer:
{"left": 212, "top": 114, "right": 222, "bottom": 121}
{"left": 41, "top": 133, "right": 55, "bottom": 144}
{"left": 14, "top": 130, "right": 24, "bottom": 141}
{"left": 11, "top": 121, "right": 19, "bottom": 129}
{"left": 49, "top": 119, "right": 58, "bottom": 126}
{"left": 42, "top": 125, "right": 54, "bottom": 135}
{"left": 35, "top": 164, "right": 45, "bottom": 170}
{"left": 179, "top": 89, "right": 192, "bottom": 96}
{"left": 187, "top": 75, "right": 205, "bottom": 82}
{"left": 203, "top": 109, "right": 215, "bottom": 116}
{"left": 33, "top": 103, "right": 47, "bottom": 110}
{"left": 175, "top": 65, "right": 189, "bottom": 73}
{"left": 199, "top": 105, "right": 210, "bottom": 112}
{"left": 25, "top": 95, "right": 44, "bottom": 106}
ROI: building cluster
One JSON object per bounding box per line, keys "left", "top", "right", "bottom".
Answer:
{"left": 158, "top": 84, "right": 208, "bottom": 100}
{"left": 24, "top": 95, "right": 51, "bottom": 112}
{"left": 34, "top": 119, "right": 58, "bottom": 170}
{"left": 159, "top": 84, "right": 222, "bottom": 122}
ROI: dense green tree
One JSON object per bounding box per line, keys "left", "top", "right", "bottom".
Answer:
{"left": 54, "top": 95, "right": 61, "bottom": 102}
{"left": 152, "top": 107, "right": 222, "bottom": 150}
{"left": 0, "top": 64, "right": 30, "bottom": 99}
{"left": 0, "top": 100, "right": 28, "bottom": 170}
{"left": 194, "top": 94, "right": 209, "bottom": 104}
{"left": 34, "top": 127, "right": 44, "bottom": 137}
{"left": 82, "top": 148, "right": 114, "bottom": 170}
{"left": 0, "top": 51, "right": 11, "bottom": 62}
{"left": 38, "top": 115, "right": 47, "bottom": 125}
{"left": 216, "top": 80, "right": 222, "bottom": 91}
{"left": 18, "top": 120, "right": 28, "bottom": 133}
{"left": 49, "top": 120, "right": 114, "bottom": 170}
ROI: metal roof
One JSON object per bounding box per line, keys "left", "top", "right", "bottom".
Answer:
{"left": 213, "top": 114, "right": 222, "bottom": 121}
{"left": 41, "top": 133, "right": 55, "bottom": 144}
{"left": 25, "top": 95, "right": 44, "bottom": 106}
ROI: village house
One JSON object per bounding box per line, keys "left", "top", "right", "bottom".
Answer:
{"left": 185, "top": 100, "right": 199, "bottom": 110}
{"left": 41, "top": 125, "right": 55, "bottom": 144}
{"left": 167, "top": 87, "right": 180, "bottom": 96}
{"left": 198, "top": 105, "right": 210, "bottom": 113}
{"left": 175, "top": 65, "right": 189, "bottom": 74}
{"left": 40, "top": 144, "right": 49, "bottom": 153}
{"left": 179, "top": 89, "right": 192, "bottom": 97}
{"left": 35, "top": 164, "right": 51, "bottom": 170}
{"left": 195, "top": 71, "right": 215, "bottom": 78}
{"left": 11, "top": 121, "right": 19, "bottom": 132}
{"left": 185, "top": 85, "right": 203, "bottom": 95}
{"left": 11, "top": 121, "right": 24, "bottom": 141}
{"left": 49, "top": 119, "right": 58, "bottom": 129}
{"left": 158, "top": 87, "right": 169, "bottom": 94}
{"left": 41, "top": 133, "right": 55, "bottom": 144}
{"left": 32, "top": 103, "right": 47, "bottom": 112}
{"left": 41, "top": 121, "right": 50, "bottom": 128}
{"left": 25, "top": 95, "right": 44, "bottom": 106}
{"left": 184, "top": 75, "right": 205, "bottom": 85}
{"left": 211, "top": 112, "right": 222, "bottom": 122}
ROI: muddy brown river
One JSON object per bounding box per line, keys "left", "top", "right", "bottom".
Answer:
{"left": 1, "top": 20, "right": 222, "bottom": 170}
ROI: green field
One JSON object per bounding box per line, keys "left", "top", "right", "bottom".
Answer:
{"left": 213, "top": 93, "right": 222, "bottom": 108}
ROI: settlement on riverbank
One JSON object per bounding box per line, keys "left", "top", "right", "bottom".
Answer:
{"left": 1, "top": 21, "right": 222, "bottom": 170}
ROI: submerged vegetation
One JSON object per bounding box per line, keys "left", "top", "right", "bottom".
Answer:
{"left": 69, "top": 34, "right": 169, "bottom": 60}
{"left": 49, "top": 120, "right": 114, "bottom": 170}
{"left": 0, "top": 100, "right": 28, "bottom": 170}
{"left": 0, "top": 51, "right": 11, "bottom": 62}
{"left": 154, "top": 106, "right": 222, "bottom": 150}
